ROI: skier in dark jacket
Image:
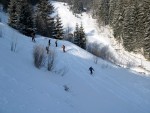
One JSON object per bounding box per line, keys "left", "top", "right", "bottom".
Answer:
{"left": 31, "top": 31, "right": 35, "bottom": 42}
{"left": 55, "top": 40, "right": 58, "bottom": 47}
{"left": 89, "top": 66, "right": 94, "bottom": 75}
{"left": 48, "top": 39, "right": 51, "bottom": 46}
{"left": 62, "top": 45, "right": 65, "bottom": 52}
{"left": 46, "top": 46, "right": 49, "bottom": 54}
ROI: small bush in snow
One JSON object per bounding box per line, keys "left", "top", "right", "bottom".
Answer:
{"left": 88, "top": 42, "right": 100, "bottom": 57}
{"left": 33, "top": 45, "right": 45, "bottom": 68}
{"left": 63, "top": 85, "right": 69, "bottom": 92}
{"left": 64, "top": 33, "right": 74, "bottom": 43}
{"left": 93, "top": 56, "right": 98, "bottom": 64}
{"left": 100, "top": 46, "right": 113, "bottom": 61}
{"left": 56, "top": 67, "right": 68, "bottom": 76}
{"left": 11, "top": 37, "right": 17, "bottom": 52}
{"left": 47, "top": 49, "right": 55, "bottom": 71}
{"left": 87, "top": 42, "right": 118, "bottom": 64}
{"left": 101, "top": 63, "right": 109, "bottom": 69}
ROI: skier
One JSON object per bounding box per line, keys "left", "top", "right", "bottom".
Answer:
{"left": 89, "top": 66, "right": 94, "bottom": 75}
{"left": 62, "top": 45, "right": 65, "bottom": 52}
{"left": 46, "top": 46, "right": 49, "bottom": 54}
{"left": 48, "top": 39, "right": 51, "bottom": 46}
{"left": 31, "top": 31, "right": 35, "bottom": 42}
{"left": 55, "top": 40, "right": 58, "bottom": 47}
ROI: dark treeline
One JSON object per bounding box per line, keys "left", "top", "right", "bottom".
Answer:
{"left": 56, "top": 0, "right": 150, "bottom": 60}
{"left": 0, "top": 0, "right": 86, "bottom": 49}
{"left": 55, "top": 0, "right": 91, "bottom": 13}
{"left": 7, "top": 0, "right": 64, "bottom": 39}
{"left": 0, "top": 0, "right": 40, "bottom": 11}
{"left": 0, "top": 0, "right": 9, "bottom": 11}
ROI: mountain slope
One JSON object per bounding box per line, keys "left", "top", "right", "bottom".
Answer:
{"left": 52, "top": 1, "right": 150, "bottom": 75}
{"left": 0, "top": 2, "right": 150, "bottom": 113}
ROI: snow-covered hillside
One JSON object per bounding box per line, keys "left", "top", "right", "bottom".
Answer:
{"left": 1, "top": 2, "right": 150, "bottom": 113}
{"left": 52, "top": 1, "right": 150, "bottom": 75}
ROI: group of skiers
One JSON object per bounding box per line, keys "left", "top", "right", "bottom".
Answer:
{"left": 31, "top": 32, "right": 66, "bottom": 53}
{"left": 45, "top": 39, "right": 66, "bottom": 54}
{"left": 31, "top": 32, "right": 95, "bottom": 75}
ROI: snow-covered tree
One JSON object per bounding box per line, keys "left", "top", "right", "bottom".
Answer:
{"left": 112, "top": 0, "right": 126, "bottom": 41}
{"left": 109, "top": 0, "right": 118, "bottom": 25}
{"left": 143, "top": 0, "right": 150, "bottom": 59}
{"left": 70, "top": 0, "right": 84, "bottom": 14}
{"left": 134, "top": 0, "right": 145, "bottom": 51}
{"left": 0, "top": 0, "right": 9, "bottom": 11}
{"left": 97, "top": 0, "right": 110, "bottom": 25}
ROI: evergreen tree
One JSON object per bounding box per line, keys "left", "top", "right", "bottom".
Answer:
{"left": 97, "top": 0, "right": 110, "bottom": 25}
{"left": 74, "top": 23, "right": 80, "bottom": 46}
{"left": 123, "top": 0, "right": 144, "bottom": 52}
{"left": 73, "top": 23, "right": 86, "bottom": 49}
{"left": 35, "top": 0, "right": 55, "bottom": 37}
{"left": 112, "top": 0, "right": 126, "bottom": 41}
{"left": 79, "top": 23, "right": 86, "bottom": 49}
{"left": 91, "top": 0, "right": 99, "bottom": 17}
{"left": 17, "top": 0, "right": 34, "bottom": 36}
{"left": 8, "top": 0, "right": 18, "bottom": 29}
{"left": 71, "top": 0, "right": 84, "bottom": 14}
{"left": 134, "top": 0, "right": 145, "bottom": 51}
{"left": 27, "top": 0, "right": 40, "bottom": 5}
{"left": 0, "top": 0, "right": 9, "bottom": 11}
{"left": 0, "top": 0, "right": 39, "bottom": 11}
{"left": 47, "top": 16, "right": 55, "bottom": 38}
{"left": 109, "top": 0, "right": 117, "bottom": 25}
{"left": 97, "top": 0, "right": 105, "bottom": 25}
{"left": 53, "top": 15, "right": 64, "bottom": 39}
{"left": 123, "top": 6, "right": 136, "bottom": 51}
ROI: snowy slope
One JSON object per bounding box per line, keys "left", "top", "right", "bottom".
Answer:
{"left": 1, "top": 3, "right": 150, "bottom": 113}
{"left": 52, "top": 1, "right": 150, "bottom": 75}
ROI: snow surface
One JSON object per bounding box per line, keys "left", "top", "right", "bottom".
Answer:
{"left": 0, "top": 2, "right": 150, "bottom": 113}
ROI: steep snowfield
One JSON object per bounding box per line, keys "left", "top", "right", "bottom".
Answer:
{"left": 1, "top": 2, "right": 150, "bottom": 113}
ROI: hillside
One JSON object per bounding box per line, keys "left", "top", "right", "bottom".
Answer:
{"left": 0, "top": 1, "right": 150, "bottom": 113}
{"left": 52, "top": 1, "right": 150, "bottom": 75}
